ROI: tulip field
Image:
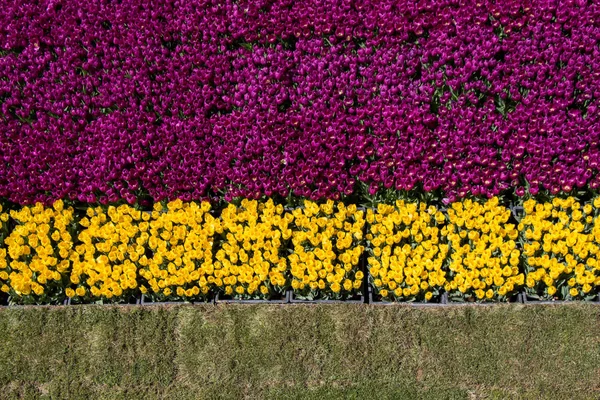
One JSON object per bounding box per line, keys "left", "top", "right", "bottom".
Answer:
{"left": 2, "top": 1, "right": 600, "bottom": 398}
{"left": 1, "top": 1, "right": 600, "bottom": 205}
{"left": 3, "top": 196, "right": 600, "bottom": 305}
{"left": 1, "top": 0, "right": 600, "bottom": 305}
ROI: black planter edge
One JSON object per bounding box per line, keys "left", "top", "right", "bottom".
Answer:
{"left": 139, "top": 294, "right": 210, "bottom": 306}
{"left": 365, "top": 286, "right": 445, "bottom": 306}
{"left": 213, "top": 291, "right": 290, "bottom": 304}
{"left": 520, "top": 291, "right": 600, "bottom": 305}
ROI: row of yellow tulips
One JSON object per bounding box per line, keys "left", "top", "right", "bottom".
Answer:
{"left": 0, "top": 196, "right": 599, "bottom": 304}
{"left": 0, "top": 199, "right": 364, "bottom": 304}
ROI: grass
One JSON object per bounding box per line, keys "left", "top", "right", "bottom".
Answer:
{"left": 0, "top": 304, "right": 598, "bottom": 399}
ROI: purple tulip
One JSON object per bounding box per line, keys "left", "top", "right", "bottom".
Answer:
{"left": 0, "top": 0, "right": 598, "bottom": 204}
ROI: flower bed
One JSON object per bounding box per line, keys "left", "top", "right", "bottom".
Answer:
{"left": 445, "top": 198, "right": 524, "bottom": 302}
{"left": 1, "top": 201, "right": 73, "bottom": 304}
{"left": 0, "top": 205, "right": 8, "bottom": 303}
{"left": 2, "top": 2, "right": 600, "bottom": 304}
{"left": 1, "top": 2, "right": 599, "bottom": 204}
{"left": 289, "top": 201, "right": 365, "bottom": 301}
{"left": 215, "top": 199, "right": 291, "bottom": 300}
{"left": 521, "top": 197, "right": 600, "bottom": 301}
{"left": 70, "top": 205, "right": 143, "bottom": 304}
{"left": 139, "top": 200, "right": 218, "bottom": 303}
{"left": 366, "top": 201, "right": 447, "bottom": 303}
{"left": 0, "top": 197, "right": 598, "bottom": 304}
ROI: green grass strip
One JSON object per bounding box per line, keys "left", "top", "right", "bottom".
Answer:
{"left": 0, "top": 304, "right": 598, "bottom": 399}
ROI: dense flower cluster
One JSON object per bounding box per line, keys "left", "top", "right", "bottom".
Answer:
{"left": 289, "top": 201, "right": 364, "bottom": 299}
{"left": 70, "top": 205, "right": 144, "bottom": 302}
{"left": 445, "top": 198, "right": 524, "bottom": 301}
{"left": 367, "top": 202, "right": 448, "bottom": 302}
{"left": 0, "top": 205, "right": 7, "bottom": 294}
{"left": 2, "top": 2, "right": 600, "bottom": 204}
{"left": 4, "top": 196, "right": 600, "bottom": 304}
{"left": 1, "top": 201, "right": 73, "bottom": 304}
{"left": 139, "top": 200, "right": 219, "bottom": 301}
{"left": 521, "top": 197, "right": 600, "bottom": 300}
{"left": 216, "top": 199, "right": 291, "bottom": 299}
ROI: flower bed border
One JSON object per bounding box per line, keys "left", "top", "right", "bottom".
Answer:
{"left": 519, "top": 291, "right": 600, "bottom": 305}
{"left": 213, "top": 291, "right": 290, "bottom": 304}
{"left": 287, "top": 289, "right": 366, "bottom": 304}
{"left": 139, "top": 294, "right": 212, "bottom": 306}
{"left": 366, "top": 286, "right": 443, "bottom": 306}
